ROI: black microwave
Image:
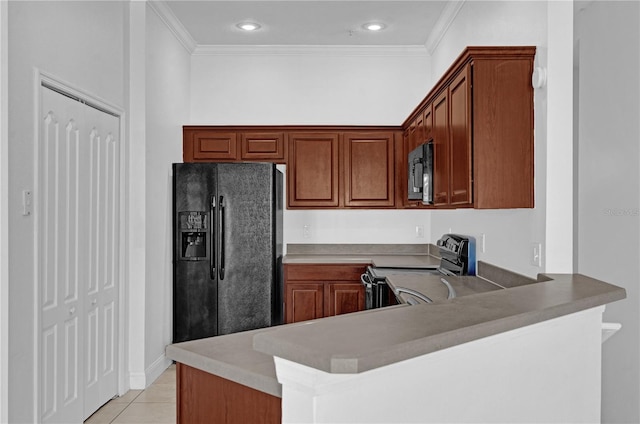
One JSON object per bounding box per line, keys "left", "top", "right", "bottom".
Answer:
{"left": 408, "top": 141, "right": 433, "bottom": 204}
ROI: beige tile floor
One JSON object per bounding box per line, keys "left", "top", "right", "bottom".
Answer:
{"left": 84, "top": 364, "right": 176, "bottom": 424}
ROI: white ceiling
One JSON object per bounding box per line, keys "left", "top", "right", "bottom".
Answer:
{"left": 162, "top": 1, "right": 451, "bottom": 47}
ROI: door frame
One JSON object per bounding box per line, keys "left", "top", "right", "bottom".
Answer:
{"left": 33, "top": 69, "right": 128, "bottom": 419}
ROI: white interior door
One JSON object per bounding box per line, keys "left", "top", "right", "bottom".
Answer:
{"left": 82, "top": 97, "right": 119, "bottom": 420}
{"left": 39, "top": 85, "right": 120, "bottom": 423}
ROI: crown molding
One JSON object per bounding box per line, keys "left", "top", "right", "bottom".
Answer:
{"left": 147, "top": 0, "right": 197, "bottom": 54}
{"left": 147, "top": 0, "right": 440, "bottom": 58}
{"left": 425, "top": 0, "right": 466, "bottom": 55}
{"left": 192, "top": 44, "right": 429, "bottom": 57}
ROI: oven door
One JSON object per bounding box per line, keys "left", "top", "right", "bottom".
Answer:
{"left": 363, "top": 266, "right": 441, "bottom": 309}
{"left": 361, "top": 268, "right": 390, "bottom": 309}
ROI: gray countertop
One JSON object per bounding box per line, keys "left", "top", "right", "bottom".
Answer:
{"left": 252, "top": 274, "right": 625, "bottom": 374}
{"left": 165, "top": 248, "right": 626, "bottom": 397}
{"left": 283, "top": 243, "right": 441, "bottom": 268}
{"left": 165, "top": 327, "right": 282, "bottom": 397}
{"left": 284, "top": 253, "right": 441, "bottom": 268}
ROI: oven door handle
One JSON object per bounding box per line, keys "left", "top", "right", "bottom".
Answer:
{"left": 361, "top": 273, "right": 374, "bottom": 310}
{"left": 440, "top": 278, "right": 457, "bottom": 300}
{"left": 438, "top": 267, "right": 456, "bottom": 276}
{"left": 360, "top": 273, "right": 372, "bottom": 287}
{"left": 395, "top": 287, "right": 433, "bottom": 304}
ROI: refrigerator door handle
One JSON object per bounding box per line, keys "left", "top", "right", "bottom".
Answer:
{"left": 219, "top": 195, "right": 226, "bottom": 280}
{"left": 210, "top": 195, "right": 216, "bottom": 280}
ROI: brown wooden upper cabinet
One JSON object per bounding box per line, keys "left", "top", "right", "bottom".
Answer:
{"left": 432, "top": 89, "right": 451, "bottom": 206}
{"left": 402, "top": 46, "right": 535, "bottom": 209}
{"left": 287, "top": 132, "right": 340, "bottom": 208}
{"left": 286, "top": 130, "right": 399, "bottom": 209}
{"left": 183, "top": 46, "right": 535, "bottom": 210}
{"left": 343, "top": 132, "right": 395, "bottom": 208}
{"left": 183, "top": 129, "right": 238, "bottom": 161}
{"left": 240, "top": 132, "right": 285, "bottom": 161}
{"left": 183, "top": 127, "right": 285, "bottom": 163}
{"left": 448, "top": 66, "right": 473, "bottom": 207}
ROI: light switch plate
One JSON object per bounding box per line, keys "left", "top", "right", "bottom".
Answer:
{"left": 530, "top": 242, "right": 542, "bottom": 267}
{"left": 22, "top": 190, "right": 32, "bottom": 216}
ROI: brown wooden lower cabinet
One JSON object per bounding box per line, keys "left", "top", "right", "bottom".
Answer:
{"left": 286, "top": 282, "right": 324, "bottom": 323}
{"left": 177, "top": 363, "right": 281, "bottom": 424}
{"left": 284, "top": 264, "right": 368, "bottom": 323}
{"left": 326, "top": 282, "right": 366, "bottom": 317}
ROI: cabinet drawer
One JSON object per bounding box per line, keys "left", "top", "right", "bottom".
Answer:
{"left": 184, "top": 130, "right": 238, "bottom": 161}
{"left": 240, "top": 132, "right": 285, "bottom": 161}
{"left": 285, "top": 264, "right": 368, "bottom": 281}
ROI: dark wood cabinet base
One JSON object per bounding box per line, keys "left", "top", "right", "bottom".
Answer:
{"left": 177, "top": 363, "right": 281, "bottom": 424}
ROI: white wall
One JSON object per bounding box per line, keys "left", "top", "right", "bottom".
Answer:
{"left": 190, "top": 52, "right": 430, "bottom": 126}
{"left": 277, "top": 307, "right": 605, "bottom": 423}
{"left": 190, "top": 51, "right": 434, "bottom": 246}
{"left": 143, "top": 3, "right": 191, "bottom": 382}
{"left": 6, "top": 2, "right": 125, "bottom": 421}
{"left": 575, "top": 2, "right": 640, "bottom": 422}
{"left": 0, "top": 1, "right": 8, "bottom": 421}
{"left": 429, "top": 1, "right": 550, "bottom": 277}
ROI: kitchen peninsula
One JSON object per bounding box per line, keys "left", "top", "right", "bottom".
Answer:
{"left": 166, "top": 249, "right": 625, "bottom": 424}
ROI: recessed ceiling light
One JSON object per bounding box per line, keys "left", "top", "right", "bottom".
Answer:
{"left": 362, "top": 22, "right": 386, "bottom": 31}
{"left": 236, "top": 22, "right": 261, "bottom": 31}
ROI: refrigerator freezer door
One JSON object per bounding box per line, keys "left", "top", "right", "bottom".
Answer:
{"left": 216, "top": 163, "right": 277, "bottom": 335}
{"left": 173, "top": 163, "right": 218, "bottom": 342}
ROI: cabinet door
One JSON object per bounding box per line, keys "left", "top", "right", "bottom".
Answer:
{"left": 473, "top": 56, "right": 534, "bottom": 208}
{"left": 423, "top": 104, "right": 433, "bottom": 142}
{"left": 177, "top": 363, "right": 281, "bottom": 424}
{"left": 240, "top": 132, "right": 285, "bottom": 162}
{"left": 288, "top": 133, "right": 340, "bottom": 208}
{"left": 285, "top": 282, "right": 324, "bottom": 323}
{"left": 406, "top": 114, "right": 425, "bottom": 154}
{"left": 343, "top": 132, "right": 395, "bottom": 207}
{"left": 326, "top": 283, "right": 365, "bottom": 317}
{"left": 184, "top": 129, "right": 238, "bottom": 162}
{"left": 432, "top": 90, "right": 450, "bottom": 206}
{"left": 449, "top": 66, "right": 473, "bottom": 206}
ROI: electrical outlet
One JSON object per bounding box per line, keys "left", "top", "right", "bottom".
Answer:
{"left": 530, "top": 242, "right": 542, "bottom": 267}
{"left": 303, "top": 224, "right": 311, "bottom": 239}
{"left": 415, "top": 225, "right": 424, "bottom": 238}
{"left": 480, "top": 233, "right": 486, "bottom": 253}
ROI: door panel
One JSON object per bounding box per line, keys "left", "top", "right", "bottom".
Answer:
{"left": 285, "top": 283, "right": 324, "bottom": 323}
{"left": 217, "top": 163, "right": 275, "bottom": 335}
{"left": 449, "top": 67, "right": 473, "bottom": 206}
{"left": 83, "top": 101, "right": 120, "bottom": 420}
{"left": 287, "top": 133, "right": 339, "bottom": 207}
{"left": 326, "top": 283, "right": 365, "bottom": 317}
{"left": 39, "top": 86, "right": 120, "bottom": 423}
{"left": 343, "top": 133, "right": 395, "bottom": 207}
{"left": 40, "top": 90, "right": 83, "bottom": 423}
{"left": 173, "top": 163, "right": 218, "bottom": 342}
{"left": 432, "top": 90, "right": 450, "bottom": 206}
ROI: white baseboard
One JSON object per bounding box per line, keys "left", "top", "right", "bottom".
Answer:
{"left": 128, "top": 354, "right": 173, "bottom": 389}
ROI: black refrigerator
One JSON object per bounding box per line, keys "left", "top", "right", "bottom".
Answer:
{"left": 172, "top": 162, "right": 283, "bottom": 343}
